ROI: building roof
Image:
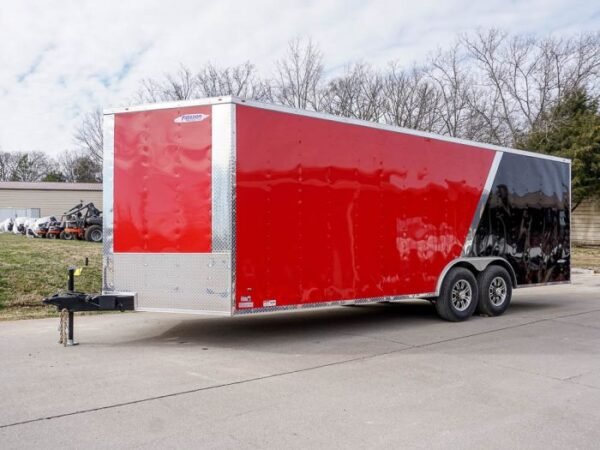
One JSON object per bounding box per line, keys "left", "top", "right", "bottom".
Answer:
{"left": 0, "top": 182, "right": 102, "bottom": 191}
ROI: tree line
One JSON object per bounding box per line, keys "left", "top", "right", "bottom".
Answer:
{"left": 0, "top": 109, "right": 102, "bottom": 183}
{"left": 1, "top": 29, "right": 598, "bottom": 207}
{"left": 0, "top": 149, "right": 101, "bottom": 183}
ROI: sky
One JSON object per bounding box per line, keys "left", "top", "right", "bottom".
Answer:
{"left": 1, "top": 0, "right": 599, "bottom": 157}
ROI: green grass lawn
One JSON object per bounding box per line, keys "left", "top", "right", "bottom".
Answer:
{"left": 0, "top": 233, "right": 102, "bottom": 320}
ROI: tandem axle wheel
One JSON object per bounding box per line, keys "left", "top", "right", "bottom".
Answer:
{"left": 434, "top": 264, "right": 513, "bottom": 322}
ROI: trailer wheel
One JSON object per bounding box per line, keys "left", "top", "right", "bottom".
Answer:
{"left": 476, "top": 266, "right": 512, "bottom": 317}
{"left": 47, "top": 233, "right": 56, "bottom": 240}
{"left": 435, "top": 267, "right": 479, "bottom": 322}
{"left": 85, "top": 225, "right": 103, "bottom": 242}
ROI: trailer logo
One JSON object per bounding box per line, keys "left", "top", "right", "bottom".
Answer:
{"left": 174, "top": 113, "right": 209, "bottom": 123}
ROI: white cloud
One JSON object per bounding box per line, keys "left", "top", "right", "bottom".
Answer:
{"left": 0, "top": 0, "right": 598, "bottom": 156}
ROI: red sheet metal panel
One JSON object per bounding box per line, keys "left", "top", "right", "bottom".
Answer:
{"left": 114, "top": 107, "right": 212, "bottom": 253}
{"left": 235, "top": 106, "right": 495, "bottom": 309}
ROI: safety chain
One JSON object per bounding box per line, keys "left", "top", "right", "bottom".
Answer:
{"left": 58, "top": 308, "right": 68, "bottom": 346}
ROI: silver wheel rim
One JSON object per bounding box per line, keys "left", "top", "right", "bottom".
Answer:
{"left": 451, "top": 280, "right": 472, "bottom": 311}
{"left": 91, "top": 230, "right": 102, "bottom": 241}
{"left": 489, "top": 277, "right": 507, "bottom": 306}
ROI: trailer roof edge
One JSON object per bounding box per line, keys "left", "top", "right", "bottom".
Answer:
{"left": 103, "top": 95, "right": 236, "bottom": 115}
{"left": 104, "top": 96, "right": 570, "bottom": 164}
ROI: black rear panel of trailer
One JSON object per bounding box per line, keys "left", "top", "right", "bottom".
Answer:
{"left": 470, "top": 153, "right": 570, "bottom": 285}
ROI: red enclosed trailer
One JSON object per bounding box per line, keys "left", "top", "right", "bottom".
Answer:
{"left": 47, "top": 96, "right": 571, "bottom": 325}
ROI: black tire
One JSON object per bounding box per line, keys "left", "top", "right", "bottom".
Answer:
{"left": 435, "top": 267, "right": 479, "bottom": 322}
{"left": 47, "top": 233, "right": 56, "bottom": 239}
{"left": 60, "top": 231, "right": 74, "bottom": 240}
{"left": 476, "top": 266, "right": 512, "bottom": 317}
{"left": 84, "top": 225, "right": 103, "bottom": 242}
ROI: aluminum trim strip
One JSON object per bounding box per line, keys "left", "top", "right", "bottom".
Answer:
{"left": 111, "top": 252, "right": 230, "bottom": 256}
{"left": 569, "top": 161, "right": 572, "bottom": 282}
{"left": 135, "top": 307, "right": 231, "bottom": 316}
{"left": 211, "top": 104, "right": 234, "bottom": 252}
{"left": 230, "top": 103, "right": 237, "bottom": 315}
{"left": 233, "top": 292, "right": 436, "bottom": 315}
{"left": 515, "top": 281, "right": 571, "bottom": 289}
{"left": 462, "top": 151, "right": 503, "bottom": 256}
{"left": 102, "top": 113, "right": 115, "bottom": 291}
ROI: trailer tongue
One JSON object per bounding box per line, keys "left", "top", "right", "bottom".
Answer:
{"left": 43, "top": 267, "right": 134, "bottom": 346}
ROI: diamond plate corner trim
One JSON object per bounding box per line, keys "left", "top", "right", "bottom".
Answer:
{"left": 462, "top": 151, "right": 503, "bottom": 256}
{"left": 230, "top": 104, "right": 237, "bottom": 315}
{"left": 102, "top": 113, "right": 115, "bottom": 291}
{"left": 211, "top": 103, "right": 234, "bottom": 253}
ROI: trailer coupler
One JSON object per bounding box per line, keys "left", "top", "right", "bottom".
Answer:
{"left": 43, "top": 267, "right": 134, "bottom": 346}
{"left": 43, "top": 291, "right": 135, "bottom": 312}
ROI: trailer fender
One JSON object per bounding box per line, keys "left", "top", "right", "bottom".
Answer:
{"left": 435, "top": 257, "right": 517, "bottom": 296}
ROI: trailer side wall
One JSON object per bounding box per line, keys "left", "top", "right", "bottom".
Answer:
{"left": 234, "top": 105, "right": 496, "bottom": 311}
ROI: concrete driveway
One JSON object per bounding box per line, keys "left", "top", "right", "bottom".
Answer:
{"left": 1, "top": 272, "right": 599, "bottom": 449}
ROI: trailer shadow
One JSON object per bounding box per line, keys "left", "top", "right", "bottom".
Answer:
{"left": 125, "top": 298, "right": 558, "bottom": 350}
{"left": 127, "top": 301, "right": 437, "bottom": 348}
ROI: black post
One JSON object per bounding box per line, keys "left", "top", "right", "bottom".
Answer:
{"left": 65, "top": 267, "right": 78, "bottom": 345}
{"left": 67, "top": 267, "right": 75, "bottom": 292}
{"left": 68, "top": 311, "right": 74, "bottom": 343}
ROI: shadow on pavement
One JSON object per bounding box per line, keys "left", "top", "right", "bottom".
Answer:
{"left": 124, "top": 298, "right": 558, "bottom": 349}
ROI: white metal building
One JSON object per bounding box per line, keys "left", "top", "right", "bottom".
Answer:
{"left": 0, "top": 182, "right": 102, "bottom": 220}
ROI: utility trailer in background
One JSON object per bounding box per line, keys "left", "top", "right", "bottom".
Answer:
{"left": 46, "top": 96, "right": 571, "bottom": 326}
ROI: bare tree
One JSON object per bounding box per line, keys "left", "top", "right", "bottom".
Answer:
{"left": 0, "top": 151, "right": 19, "bottom": 181}
{"left": 196, "top": 61, "right": 272, "bottom": 100}
{"left": 427, "top": 45, "right": 477, "bottom": 138}
{"left": 136, "top": 62, "right": 272, "bottom": 103}
{"left": 381, "top": 64, "right": 441, "bottom": 132}
{"left": 57, "top": 149, "right": 81, "bottom": 182}
{"left": 57, "top": 149, "right": 101, "bottom": 182}
{"left": 275, "top": 38, "right": 324, "bottom": 109}
{"left": 322, "top": 63, "right": 385, "bottom": 121}
{"left": 6, "top": 151, "right": 53, "bottom": 182}
{"left": 74, "top": 108, "right": 103, "bottom": 166}
{"left": 136, "top": 65, "right": 199, "bottom": 102}
{"left": 461, "top": 29, "right": 600, "bottom": 146}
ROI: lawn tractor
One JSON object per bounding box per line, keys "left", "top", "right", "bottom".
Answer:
{"left": 33, "top": 216, "right": 59, "bottom": 238}
{"left": 46, "top": 216, "right": 65, "bottom": 239}
{"left": 60, "top": 202, "right": 103, "bottom": 242}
